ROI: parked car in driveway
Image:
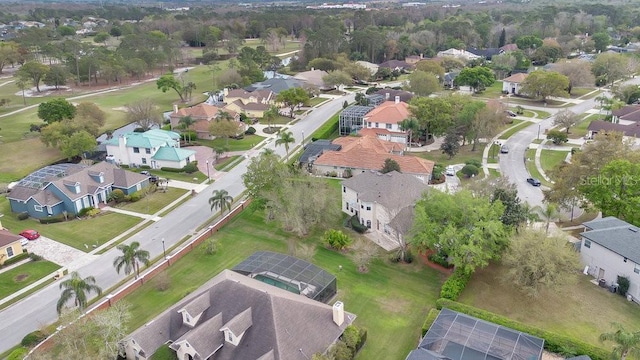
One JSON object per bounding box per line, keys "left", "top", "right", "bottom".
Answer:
{"left": 20, "top": 237, "right": 28, "bottom": 247}
{"left": 505, "top": 110, "right": 517, "bottom": 117}
{"left": 19, "top": 229, "right": 40, "bottom": 240}
{"left": 526, "top": 177, "right": 541, "bottom": 186}
{"left": 445, "top": 166, "right": 456, "bottom": 176}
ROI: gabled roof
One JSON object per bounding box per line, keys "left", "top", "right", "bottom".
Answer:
{"left": 227, "top": 99, "right": 269, "bottom": 111}
{"left": 0, "top": 229, "right": 22, "bottom": 248}
{"left": 104, "top": 130, "right": 180, "bottom": 148}
{"left": 500, "top": 43, "right": 518, "bottom": 52}
{"left": 588, "top": 120, "right": 640, "bottom": 138}
{"left": 373, "top": 89, "right": 414, "bottom": 103}
{"left": 171, "top": 103, "right": 222, "bottom": 120}
{"left": 503, "top": 73, "right": 528, "bottom": 83}
{"left": 581, "top": 217, "right": 640, "bottom": 264}
{"left": 50, "top": 162, "right": 145, "bottom": 200}
{"left": 378, "top": 60, "right": 412, "bottom": 69}
{"left": 245, "top": 77, "right": 305, "bottom": 94}
{"left": 180, "top": 292, "right": 210, "bottom": 318}
{"left": 583, "top": 216, "right": 630, "bottom": 231}
{"left": 226, "top": 89, "right": 274, "bottom": 103}
{"left": 364, "top": 100, "right": 410, "bottom": 125}
{"left": 221, "top": 308, "right": 252, "bottom": 336}
{"left": 342, "top": 171, "right": 428, "bottom": 210}
{"left": 151, "top": 146, "right": 196, "bottom": 162}
{"left": 170, "top": 313, "right": 223, "bottom": 359}
{"left": 612, "top": 105, "right": 640, "bottom": 122}
{"left": 293, "top": 69, "right": 329, "bottom": 87}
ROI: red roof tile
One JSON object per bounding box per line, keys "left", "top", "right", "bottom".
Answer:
{"left": 363, "top": 101, "right": 410, "bottom": 124}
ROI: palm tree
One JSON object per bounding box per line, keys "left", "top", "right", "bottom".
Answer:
{"left": 113, "top": 241, "right": 151, "bottom": 279}
{"left": 179, "top": 115, "right": 196, "bottom": 144}
{"left": 399, "top": 117, "right": 420, "bottom": 150}
{"left": 217, "top": 110, "right": 233, "bottom": 122}
{"left": 600, "top": 323, "right": 640, "bottom": 360}
{"left": 263, "top": 105, "right": 280, "bottom": 132}
{"left": 531, "top": 203, "right": 559, "bottom": 234}
{"left": 276, "top": 131, "right": 295, "bottom": 158}
{"left": 209, "top": 189, "right": 233, "bottom": 214}
{"left": 56, "top": 272, "right": 102, "bottom": 314}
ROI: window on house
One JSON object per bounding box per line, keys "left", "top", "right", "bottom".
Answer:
{"left": 133, "top": 147, "right": 140, "bottom": 153}
{"left": 6, "top": 247, "right": 13, "bottom": 257}
{"left": 366, "top": 206, "right": 371, "bottom": 211}
{"left": 361, "top": 205, "right": 364, "bottom": 209}
{"left": 142, "top": 158, "right": 147, "bottom": 164}
{"left": 34, "top": 205, "right": 43, "bottom": 212}
{"left": 386, "top": 124, "right": 392, "bottom": 129}
{"left": 345, "top": 202, "right": 349, "bottom": 210}
{"left": 584, "top": 239, "right": 591, "bottom": 248}
{"left": 635, "top": 264, "right": 640, "bottom": 274}
{"left": 145, "top": 148, "right": 151, "bottom": 154}
{"left": 343, "top": 186, "right": 346, "bottom": 193}
{"left": 375, "top": 122, "right": 379, "bottom": 127}
{"left": 366, "top": 220, "right": 371, "bottom": 228}
{"left": 227, "top": 332, "right": 233, "bottom": 342}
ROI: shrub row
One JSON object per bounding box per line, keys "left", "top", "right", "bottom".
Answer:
{"left": 440, "top": 268, "right": 471, "bottom": 300}
{"left": 3, "top": 252, "right": 29, "bottom": 267}
{"left": 348, "top": 215, "right": 367, "bottom": 234}
{"left": 39, "top": 214, "right": 65, "bottom": 224}
{"left": 21, "top": 330, "right": 47, "bottom": 347}
{"left": 428, "top": 251, "right": 452, "bottom": 268}
{"left": 17, "top": 212, "right": 29, "bottom": 220}
{"left": 421, "top": 308, "right": 441, "bottom": 336}
{"left": 161, "top": 166, "right": 183, "bottom": 172}
{"left": 311, "top": 114, "right": 339, "bottom": 140}
{"left": 435, "top": 299, "right": 610, "bottom": 360}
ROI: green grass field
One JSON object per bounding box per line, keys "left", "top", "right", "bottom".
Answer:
{"left": 121, "top": 205, "right": 443, "bottom": 360}
{"left": 540, "top": 149, "right": 569, "bottom": 173}
{"left": 0, "top": 260, "right": 59, "bottom": 299}
{"left": 499, "top": 120, "right": 531, "bottom": 140}
{"left": 115, "top": 188, "right": 188, "bottom": 215}
{"left": 197, "top": 134, "right": 265, "bottom": 151}
{"left": 415, "top": 144, "right": 483, "bottom": 167}
{"left": 569, "top": 114, "right": 598, "bottom": 139}
{"left": 213, "top": 155, "right": 241, "bottom": 171}
{"left": 459, "top": 263, "right": 640, "bottom": 348}
{"left": 524, "top": 149, "right": 553, "bottom": 187}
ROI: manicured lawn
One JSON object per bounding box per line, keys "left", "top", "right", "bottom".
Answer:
{"left": 525, "top": 149, "right": 552, "bottom": 187}
{"left": 414, "top": 144, "right": 483, "bottom": 167}
{"left": 488, "top": 168, "right": 501, "bottom": 177}
{"left": 475, "top": 81, "right": 503, "bottom": 98}
{"left": 570, "top": 87, "right": 597, "bottom": 98}
{"left": 308, "top": 97, "right": 328, "bottom": 107}
{"left": 121, "top": 206, "right": 443, "bottom": 360}
{"left": 487, "top": 143, "right": 500, "bottom": 163}
{"left": 0, "top": 260, "right": 60, "bottom": 299}
{"left": 258, "top": 115, "right": 291, "bottom": 125}
{"left": 540, "top": 149, "right": 569, "bottom": 173}
{"left": 213, "top": 155, "right": 241, "bottom": 171}
{"left": 115, "top": 188, "right": 188, "bottom": 215}
{"left": 197, "top": 134, "right": 265, "bottom": 151}
{"left": 459, "top": 263, "right": 640, "bottom": 348}
{"left": 569, "top": 114, "right": 598, "bottom": 139}
{"left": 499, "top": 120, "right": 531, "bottom": 140}
{"left": 127, "top": 168, "right": 208, "bottom": 183}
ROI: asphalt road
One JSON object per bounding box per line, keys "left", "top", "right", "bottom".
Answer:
{"left": 0, "top": 93, "right": 354, "bottom": 354}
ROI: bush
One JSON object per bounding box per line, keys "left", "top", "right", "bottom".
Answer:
{"left": 86, "top": 208, "right": 100, "bottom": 217}
{"left": 77, "top": 206, "right": 95, "bottom": 217}
{"left": 182, "top": 162, "right": 199, "bottom": 174}
{"left": 140, "top": 165, "right": 151, "bottom": 169}
{"left": 547, "top": 129, "right": 569, "bottom": 145}
{"left": 3, "top": 252, "right": 29, "bottom": 266}
{"left": 123, "top": 195, "right": 132, "bottom": 202}
{"left": 348, "top": 215, "right": 367, "bottom": 234}
{"left": 343, "top": 169, "right": 352, "bottom": 178}
{"left": 342, "top": 325, "right": 360, "bottom": 351}
{"left": 428, "top": 250, "right": 452, "bottom": 268}
{"left": 421, "top": 308, "right": 441, "bottom": 336}
{"left": 329, "top": 171, "right": 338, "bottom": 177}
{"left": 17, "top": 212, "right": 29, "bottom": 220}
{"left": 7, "top": 347, "right": 28, "bottom": 360}
{"left": 245, "top": 126, "right": 256, "bottom": 135}
{"left": 435, "top": 299, "right": 610, "bottom": 360}
{"left": 109, "top": 189, "right": 125, "bottom": 203}
{"left": 119, "top": 164, "right": 130, "bottom": 168}
{"left": 29, "top": 253, "right": 43, "bottom": 261}
{"left": 161, "top": 166, "right": 183, "bottom": 173}
{"left": 465, "top": 159, "right": 482, "bottom": 168}
{"left": 460, "top": 164, "right": 479, "bottom": 178}
{"left": 323, "top": 229, "right": 352, "bottom": 250}
{"left": 129, "top": 192, "right": 143, "bottom": 202}
{"left": 617, "top": 275, "right": 630, "bottom": 296}
{"left": 432, "top": 164, "right": 445, "bottom": 179}
{"left": 21, "top": 330, "right": 47, "bottom": 347}
{"left": 39, "top": 215, "right": 65, "bottom": 224}
{"left": 440, "top": 268, "right": 472, "bottom": 300}
{"left": 181, "top": 130, "right": 197, "bottom": 142}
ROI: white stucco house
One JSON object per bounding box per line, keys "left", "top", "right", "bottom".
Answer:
{"left": 359, "top": 97, "right": 411, "bottom": 144}
{"left": 341, "top": 171, "right": 428, "bottom": 248}
{"left": 501, "top": 73, "right": 528, "bottom": 95}
{"left": 580, "top": 216, "right": 640, "bottom": 302}
{"left": 105, "top": 129, "right": 196, "bottom": 169}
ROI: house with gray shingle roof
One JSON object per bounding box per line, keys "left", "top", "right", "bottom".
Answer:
{"left": 580, "top": 216, "right": 640, "bottom": 302}
{"left": 7, "top": 162, "right": 148, "bottom": 219}
{"left": 341, "top": 171, "right": 429, "bottom": 250}
{"left": 105, "top": 129, "right": 195, "bottom": 169}
{"left": 123, "top": 269, "right": 355, "bottom": 360}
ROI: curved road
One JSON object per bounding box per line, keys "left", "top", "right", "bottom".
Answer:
{"left": 0, "top": 93, "right": 354, "bottom": 354}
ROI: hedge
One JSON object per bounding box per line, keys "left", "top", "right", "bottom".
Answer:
{"left": 3, "top": 252, "right": 29, "bottom": 267}
{"left": 21, "top": 330, "right": 47, "bottom": 347}
{"left": 421, "top": 308, "right": 440, "bottom": 336}
{"left": 161, "top": 166, "right": 183, "bottom": 173}
{"left": 435, "top": 299, "right": 610, "bottom": 360}
{"left": 311, "top": 113, "right": 339, "bottom": 140}
{"left": 39, "top": 214, "right": 66, "bottom": 224}
{"left": 440, "top": 268, "right": 471, "bottom": 300}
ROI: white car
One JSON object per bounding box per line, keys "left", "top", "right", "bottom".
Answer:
{"left": 20, "top": 237, "right": 28, "bottom": 247}
{"left": 445, "top": 166, "right": 456, "bottom": 176}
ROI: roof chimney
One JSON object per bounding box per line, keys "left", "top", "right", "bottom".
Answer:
{"left": 332, "top": 301, "right": 344, "bottom": 326}
{"left": 173, "top": 104, "right": 178, "bottom": 114}
{"left": 395, "top": 96, "right": 400, "bottom": 104}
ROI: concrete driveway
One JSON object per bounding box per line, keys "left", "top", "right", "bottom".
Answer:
{"left": 25, "top": 236, "right": 97, "bottom": 272}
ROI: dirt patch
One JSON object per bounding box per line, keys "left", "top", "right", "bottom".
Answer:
{"left": 14, "top": 274, "right": 29, "bottom": 282}
{"left": 377, "top": 296, "right": 410, "bottom": 314}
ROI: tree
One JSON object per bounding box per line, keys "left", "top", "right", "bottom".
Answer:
{"left": 454, "top": 66, "right": 495, "bottom": 93}
{"left": 350, "top": 238, "right": 379, "bottom": 273}
{"left": 276, "top": 87, "right": 310, "bottom": 118}
{"left": 210, "top": 118, "right": 242, "bottom": 146}
{"left": 75, "top": 102, "right": 106, "bottom": 136}
{"left": 44, "top": 65, "right": 69, "bottom": 90}
{"left": 520, "top": 70, "right": 570, "bottom": 102}
{"left": 93, "top": 32, "right": 110, "bottom": 44}
{"left": 113, "top": 241, "right": 150, "bottom": 279}
{"left": 59, "top": 130, "right": 97, "bottom": 160}
{"left": 515, "top": 35, "right": 543, "bottom": 53}
{"left": 531, "top": 203, "right": 559, "bottom": 234}
{"left": 615, "top": 84, "right": 640, "bottom": 104}
{"left": 16, "top": 61, "right": 49, "bottom": 92}
{"left": 553, "top": 60, "right": 595, "bottom": 94}
{"left": 592, "top": 32, "right": 611, "bottom": 53}
{"left": 262, "top": 105, "right": 279, "bottom": 132}
{"left": 380, "top": 158, "right": 401, "bottom": 173}
{"left": 37, "top": 98, "right": 76, "bottom": 124}
{"left": 156, "top": 73, "right": 185, "bottom": 102}
{"left": 0, "top": 42, "right": 19, "bottom": 74}
{"left": 242, "top": 151, "right": 286, "bottom": 209}
{"left": 600, "top": 323, "right": 640, "bottom": 360}
{"left": 416, "top": 60, "right": 445, "bottom": 80}
{"left": 440, "top": 129, "right": 461, "bottom": 159}
{"left": 498, "top": 28, "right": 506, "bottom": 48}
{"left": 412, "top": 189, "right": 511, "bottom": 274}
{"left": 209, "top": 189, "right": 233, "bottom": 214}
{"left": 276, "top": 130, "right": 295, "bottom": 158}
{"left": 593, "top": 53, "right": 629, "bottom": 86}
{"left": 15, "top": 78, "right": 27, "bottom": 106}
{"left": 178, "top": 115, "right": 196, "bottom": 144}
{"left": 323, "top": 70, "right": 352, "bottom": 88}
{"left": 399, "top": 117, "right": 419, "bottom": 148}
{"left": 409, "top": 96, "right": 454, "bottom": 139}
{"left": 126, "top": 99, "right": 162, "bottom": 131}
{"left": 407, "top": 70, "right": 440, "bottom": 96}
{"left": 460, "top": 164, "right": 479, "bottom": 177}
{"left": 503, "top": 230, "right": 581, "bottom": 297}
{"left": 57, "top": 25, "right": 76, "bottom": 37}
{"left": 56, "top": 271, "right": 102, "bottom": 314}
{"left": 546, "top": 129, "right": 569, "bottom": 145}
{"left": 491, "top": 186, "right": 529, "bottom": 230}
{"left": 553, "top": 109, "right": 580, "bottom": 134}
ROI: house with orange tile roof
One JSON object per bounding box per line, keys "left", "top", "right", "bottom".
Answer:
{"left": 502, "top": 73, "right": 528, "bottom": 95}
{"left": 312, "top": 135, "right": 434, "bottom": 183}
{"left": 360, "top": 98, "right": 411, "bottom": 144}
{"left": 169, "top": 103, "right": 240, "bottom": 140}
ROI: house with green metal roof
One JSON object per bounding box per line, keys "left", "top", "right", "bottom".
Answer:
{"left": 105, "top": 129, "right": 195, "bottom": 169}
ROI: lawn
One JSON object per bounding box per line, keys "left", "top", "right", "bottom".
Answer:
{"left": 0, "top": 260, "right": 60, "bottom": 299}
{"left": 525, "top": 149, "right": 552, "bottom": 187}
{"left": 499, "top": 120, "right": 531, "bottom": 140}
{"left": 0, "top": 138, "right": 65, "bottom": 183}
{"left": 213, "top": 155, "right": 241, "bottom": 171}
{"left": 115, "top": 188, "right": 188, "bottom": 215}
{"left": 540, "top": 149, "right": 569, "bottom": 173}
{"left": 258, "top": 115, "right": 292, "bottom": 125}
{"left": 127, "top": 168, "right": 208, "bottom": 183}
{"left": 487, "top": 143, "right": 500, "bottom": 163}
{"left": 569, "top": 114, "right": 598, "bottom": 139}
{"left": 414, "top": 144, "right": 483, "bottom": 167}
{"left": 475, "top": 82, "right": 503, "bottom": 98}
{"left": 459, "top": 263, "right": 640, "bottom": 348}
{"left": 570, "top": 87, "right": 597, "bottom": 98}
{"left": 308, "top": 97, "right": 328, "bottom": 107}
{"left": 121, "top": 206, "right": 443, "bottom": 360}
{"left": 197, "top": 134, "right": 265, "bottom": 151}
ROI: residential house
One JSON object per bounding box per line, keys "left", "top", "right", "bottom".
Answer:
{"left": 312, "top": 135, "right": 434, "bottom": 183}
{"left": 499, "top": 43, "right": 519, "bottom": 52}
{"left": 502, "top": 73, "right": 528, "bottom": 95}
{"left": 341, "top": 171, "right": 428, "bottom": 243}
{"left": 105, "top": 129, "right": 195, "bottom": 169}
{"left": 355, "top": 60, "right": 379, "bottom": 76}
{"left": 405, "top": 54, "right": 424, "bottom": 65}
{"left": 0, "top": 228, "right": 25, "bottom": 266}
{"left": 580, "top": 216, "right": 640, "bottom": 302}
{"left": 360, "top": 97, "right": 411, "bottom": 144}
{"left": 223, "top": 88, "right": 274, "bottom": 118}
{"left": 245, "top": 77, "right": 305, "bottom": 94}
{"left": 299, "top": 139, "right": 342, "bottom": 171}
{"left": 370, "top": 89, "right": 414, "bottom": 105}
{"left": 467, "top": 47, "right": 502, "bottom": 60}
{"left": 443, "top": 71, "right": 459, "bottom": 88}
{"left": 123, "top": 269, "right": 354, "bottom": 360}
{"left": 293, "top": 69, "right": 329, "bottom": 89}
{"left": 7, "top": 162, "right": 148, "bottom": 219}
{"left": 169, "top": 103, "right": 240, "bottom": 139}
{"left": 436, "top": 48, "right": 481, "bottom": 61}
{"left": 378, "top": 60, "right": 412, "bottom": 72}
{"left": 587, "top": 105, "right": 640, "bottom": 145}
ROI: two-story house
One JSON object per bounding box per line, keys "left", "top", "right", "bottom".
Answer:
{"left": 360, "top": 97, "right": 411, "bottom": 144}
{"left": 169, "top": 103, "right": 240, "bottom": 140}
{"left": 105, "top": 129, "right": 195, "bottom": 169}
{"left": 223, "top": 88, "right": 274, "bottom": 118}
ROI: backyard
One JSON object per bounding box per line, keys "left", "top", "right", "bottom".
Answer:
{"left": 458, "top": 263, "right": 640, "bottom": 348}
{"left": 121, "top": 206, "right": 443, "bottom": 360}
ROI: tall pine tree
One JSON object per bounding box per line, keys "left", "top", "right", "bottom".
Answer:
{"left": 499, "top": 28, "right": 506, "bottom": 48}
